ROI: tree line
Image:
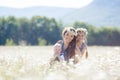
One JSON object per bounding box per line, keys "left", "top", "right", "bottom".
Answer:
{"left": 0, "top": 16, "right": 120, "bottom": 46}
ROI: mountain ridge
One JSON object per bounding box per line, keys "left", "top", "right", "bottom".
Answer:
{"left": 0, "top": 0, "right": 120, "bottom": 27}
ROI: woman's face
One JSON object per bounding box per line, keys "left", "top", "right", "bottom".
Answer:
{"left": 76, "top": 32, "right": 85, "bottom": 42}
{"left": 63, "top": 31, "right": 75, "bottom": 43}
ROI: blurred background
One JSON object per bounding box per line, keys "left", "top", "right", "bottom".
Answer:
{"left": 0, "top": 1, "right": 120, "bottom": 80}
{"left": 0, "top": 0, "right": 120, "bottom": 46}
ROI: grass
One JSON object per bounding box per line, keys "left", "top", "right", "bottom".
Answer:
{"left": 0, "top": 46, "right": 120, "bottom": 80}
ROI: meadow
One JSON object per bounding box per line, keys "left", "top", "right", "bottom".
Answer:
{"left": 0, "top": 46, "right": 120, "bottom": 80}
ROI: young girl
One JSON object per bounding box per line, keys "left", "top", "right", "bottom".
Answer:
{"left": 74, "top": 28, "right": 88, "bottom": 64}
{"left": 50, "top": 27, "right": 76, "bottom": 65}
{"left": 53, "top": 43, "right": 63, "bottom": 61}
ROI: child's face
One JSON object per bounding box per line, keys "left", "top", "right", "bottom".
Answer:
{"left": 76, "top": 32, "right": 85, "bottom": 41}
{"left": 54, "top": 46, "right": 61, "bottom": 54}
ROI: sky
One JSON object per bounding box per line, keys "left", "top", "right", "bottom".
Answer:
{"left": 0, "top": 0, "right": 93, "bottom": 8}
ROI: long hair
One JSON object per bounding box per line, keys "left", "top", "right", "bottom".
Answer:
{"left": 76, "top": 28, "right": 88, "bottom": 59}
{"left": 54, "top": 27, "right": 76, "bottom": 62}
{"left": 85, "top": 36, "right": 88, "bottom": 59}
{"left": 62, "top": 27, "right": 76, "bottom": 62}
{"left": 65, "top": 36, "right": 76, "bottom": 62}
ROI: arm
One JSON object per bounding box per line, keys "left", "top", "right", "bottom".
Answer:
{"left": 75, "top": 46, "right": 82, "bottom": 57}
{"left": 81, "top": 43, "right": 88, "bottom": 59}
{"left": 74, "top": 44, "right": 87, "bottom": 64}
{"left": 74, "top": 46, "right": 82, "bottom": 64}
{"left": 81, "top": 43, "right": 87, "bottom": 56}
{"left": 75, "top": 43, "right": 87, "bottom": 60}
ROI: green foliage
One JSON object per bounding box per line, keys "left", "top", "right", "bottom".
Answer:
{"left": 73, "top": 21, "right": 120, "bottom": 46}
{"left": 5, "top": 39, "right": 16, "bottom": 45}
{"left": 0, "top": 16, "right": 120, "bottom": 46}
{"left": 38, "top": 37, "right": 47, "bottom": 45}
{"left": 0, "top": 17, "right": 7, "bottom": 45}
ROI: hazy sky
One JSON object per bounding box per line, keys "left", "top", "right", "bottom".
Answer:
{"left": 0, "top": 0, "right": 93, "bottom": 8}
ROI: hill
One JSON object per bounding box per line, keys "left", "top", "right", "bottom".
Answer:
{"left": 0, "top": 0, "right": 120, "bottom": 27}
{"left": 62, "top": 0, "right": 120, "bottom": 27}
{"left": 0, "top": 6, "right": 76, "bottom": 19}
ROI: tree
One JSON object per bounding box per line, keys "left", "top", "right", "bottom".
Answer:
{"left": 0, "top": 17, "right": 7, "bottom": 45}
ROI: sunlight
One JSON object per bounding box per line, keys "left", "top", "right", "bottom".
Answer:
{"left": 0, "top": 46, "right": 120, "bottom": 80}
{"left": 0, "top": 0, "right": 93, "bottom": 8}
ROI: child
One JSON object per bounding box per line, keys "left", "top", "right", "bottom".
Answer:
{"left": 53, "top": 43, "right": 62, "bottom": 59}
{"left": 50, "top": 27, "right": 76, "bottom": 65}
{"left": 74, "top": 28, "right": 88, "bottom": 64}
{"left": 49, "top": 43, "right": 62, "bottom": 65}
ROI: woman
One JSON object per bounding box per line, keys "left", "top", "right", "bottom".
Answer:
{"left": 74, "top": 28, "right": 88, "bottom": 64}
{"left": 50, "top": 27, "right": 76, "bottom": 64}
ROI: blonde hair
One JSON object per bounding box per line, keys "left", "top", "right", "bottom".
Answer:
{"left": 76, "top": 28, "right": 88, "bottom": 59}
{"left": 76, "top": 28, "right": 88, "bottom": 36}
{"left": 62, "top": 27, "right": 76, "bottom": 38}
{"left": 62, "top": 27, "right": 76, "bottom": 62}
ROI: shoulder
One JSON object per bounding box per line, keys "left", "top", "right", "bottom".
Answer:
{"left": 56, "top": 40, "right": 63, "bottom": 44}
